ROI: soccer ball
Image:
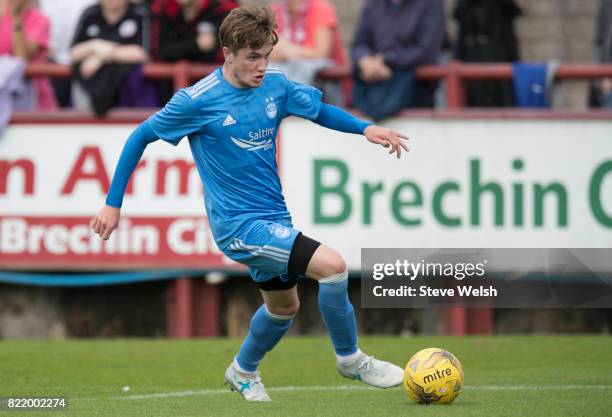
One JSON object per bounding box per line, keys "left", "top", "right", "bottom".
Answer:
{"left": 403, "top": 347, "right": 464, "bottom": 404}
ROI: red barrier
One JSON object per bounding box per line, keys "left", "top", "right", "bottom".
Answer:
{"left": 25, "top": 61, "right": 612, "bottom": 110}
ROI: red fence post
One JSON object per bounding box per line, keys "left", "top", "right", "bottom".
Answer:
{"left": 444, "top": 306, "right": 467, "bottom": 335}
{"left": 173, "top": 61, "right": 191, "bottom": 91}
{"left": 445, "top": 61, "right": 466, "bottom": 109}
{"left": 443, "top": 61, "right": 468, "bottom": 335}
{"left": 468, "top": 307, "right": 494, "bottom": 334}
{"left": 166, "top": 278, "right": 193, "bottom": 338}
{"left": 194, "top": 280, "right": 220, "bottom": 338}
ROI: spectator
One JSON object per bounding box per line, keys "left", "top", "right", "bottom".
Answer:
{"left": 350, "top": 0, "right": 445, "bottom": 121}
{"left": 594, "top": 0, "right": 612, "bottom": 108}
{"left": 269, "top": 0, "right": 345, "bottom": 87}
{"left": 151, "top": 0, "right": 237, "bottom": 63}
{"left": 39, "top": 0, "right": 96, "bottom": 107}
{"left": 453, "top": 0, "right": 522, "bottom": 107}
{"left": 0, "top": 0, "right": 57, "bottom": 110}
{"left": 70, "top": 0, "right": 155, "bottom": 116}
{"left": 150, "top": 0, "right": 238, "bottom": 102}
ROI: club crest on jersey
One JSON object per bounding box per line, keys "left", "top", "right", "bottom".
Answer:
{"left": 269, "top": 225, "right": 290, "bottom": 239}
{"left": 265, "top": 97, "right": 277, "bottom": 119}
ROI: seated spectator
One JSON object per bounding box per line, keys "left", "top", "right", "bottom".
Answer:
{"left": 351, "top": 0, "right": 445, "bottom": 120}
{"left": 70, "top": 0, "right": 156, "bottom": 116}
{"left": 269, "top": 0, "right": 345, "bottom": 88}
{"left": 150, "top": 0, "right": 238, "bottom": 102}
{"left": 0, "top": 0, "right": 57, "bottom": 110}
{"left": 593, "top": 0, "right": 612, "bottom": 109}
{"left": 40, "top": 0, "right": 96, "bottom": 107}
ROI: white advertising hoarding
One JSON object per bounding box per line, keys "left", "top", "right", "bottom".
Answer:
{"left": 280, "top": 117, "right": 612, "bottom": 268}
{"left": 1, "top": 116, "right": 611, "bottom": 269}
{"left": 0, "top": 125, "right": 227, "bottom": 269}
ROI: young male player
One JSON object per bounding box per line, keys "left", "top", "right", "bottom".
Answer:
{"left": 91, "top": 5, "right": 409, "bottom": 401}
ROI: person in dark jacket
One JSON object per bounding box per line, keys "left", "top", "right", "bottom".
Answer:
{"left": 350, "top": 0, "right": 445, "bottom": 120}
{"left": 453, "top": 0, "right": 522, "bottom": 107}
{"left": 150, "top": 0, "right": 238, "bottom": 102}
{"left": 150, "top": 0, "right": 237, "bottom": 63}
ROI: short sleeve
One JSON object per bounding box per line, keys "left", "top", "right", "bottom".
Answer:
{"left": 147, "top": 89, "right": 203, "bottom": 145}
{"left": 311, "top": 1, "right": 338, "bottom": 29}
{"left": 271, "top": 3, "right": 283, "bottom": 32}
{"left": 286, "top": 80, "right": 323, "bottom": 120}
{"left": 72, "top": 8, "right": 94, "bottom": 46}
{"left": 129, "top": 5, "right": 149, "bottom": 48}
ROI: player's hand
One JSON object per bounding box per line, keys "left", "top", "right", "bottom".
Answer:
{"left": 364, "top": 125, "right": 410, "bottom": 159}
{"left": 90, "top": 205, "right": 120, "bottom": 240}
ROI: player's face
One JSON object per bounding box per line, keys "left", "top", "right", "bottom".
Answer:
{"left": 224, "top": 44, "right": 274, "bottom": 88}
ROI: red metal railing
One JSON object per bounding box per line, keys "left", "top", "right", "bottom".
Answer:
{"left": 26, "top": 61, "right": 612, "bottom": 109}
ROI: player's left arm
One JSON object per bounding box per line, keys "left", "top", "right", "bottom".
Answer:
{"left": 314, "top": 103, "right": 410, "bottom": 159}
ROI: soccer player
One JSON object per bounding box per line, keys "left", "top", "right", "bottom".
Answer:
{"left": 91, "top": 5, "right": 409, "bottom": 401}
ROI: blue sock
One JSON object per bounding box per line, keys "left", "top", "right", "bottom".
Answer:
{"left": 318, "top": 271, "right": 358, "bottom": 356}
{"left": 236, "top": 305, "right": 293, "bottom": 372}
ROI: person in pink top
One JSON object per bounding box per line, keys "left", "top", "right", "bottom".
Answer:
{"left": 269, "top": 0, "right": 346, "bottom": 104}
{"left": 0, "top": 0, "right": 57, "bottom": 110}
{"left": 270, "top": 0, "right": 345, "bottom": 66}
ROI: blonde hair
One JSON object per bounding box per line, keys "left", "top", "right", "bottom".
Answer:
{"left": 219, "top": 5, "right": 279, "bottom": 53}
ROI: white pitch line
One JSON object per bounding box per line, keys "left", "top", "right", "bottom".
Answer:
{"left": 475, "top": 385, "right": 612, "bottom": 390}
{"left": 114, "top": 384, "right": 612, "bottom": 401}
{"left": 114, "top": 385, "right": 372, "bottom": 400}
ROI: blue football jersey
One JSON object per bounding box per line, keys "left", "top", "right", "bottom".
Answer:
{"left": 147, "top": 67, "right": 323, "bottom": 249}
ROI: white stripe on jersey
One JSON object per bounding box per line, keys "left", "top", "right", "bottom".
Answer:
{"left": 188, "top": 74, "right": 218, "bottom": 97}
{"left": 231, "top": 245, "right": 288, "bottom": 263}
{"left": 231, "top": 239, "right": 290, "bottom": 261}
{"left": 231, "top": 240, "right": 290, "bottom": 257}
{"left": 188, "top": 77, "right": 217, "bottom": 98}
{"left": 234, "top": 239, "right": 291, "bottom": 255}
{"left": 190, "top": 80, "right": 220, "bottom": 98}
{"left": 192, "top": 71, "right": 217, "bottom": 89}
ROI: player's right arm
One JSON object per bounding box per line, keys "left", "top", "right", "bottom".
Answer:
{"left": 91, "top": 89, "right": 203, "bottom": 240}
{"left": 90, "top": 121, "right": 158, "bottom": 240}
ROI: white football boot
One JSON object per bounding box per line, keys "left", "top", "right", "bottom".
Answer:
{"left": 224, "top": 361, "right": 271, "bottom": 401}
{"left": 337, "top": 352, "right": 404, "bottom": 388}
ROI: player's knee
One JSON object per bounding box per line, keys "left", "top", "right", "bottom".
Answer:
{"left": 267, "top": 300, "right": 300, "bottom": 318}
{"left": 323, "top": 252, "right": 347, "bottom": 278}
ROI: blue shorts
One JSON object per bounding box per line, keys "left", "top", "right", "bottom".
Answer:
{"left": 224, "top": 218, "right": 300, "bottom": 283}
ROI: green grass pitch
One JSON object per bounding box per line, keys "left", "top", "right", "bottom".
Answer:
{"left": 0, "top": 336, "right": 611, "bottom": 417}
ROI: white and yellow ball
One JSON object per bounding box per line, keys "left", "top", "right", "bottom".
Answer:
{"left": 403, "top": 347, "right": 464, "bottom": 404}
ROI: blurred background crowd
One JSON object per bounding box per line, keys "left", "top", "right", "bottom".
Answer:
{"left": 1, "top": 0, "right": 611, "bottom": 119}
